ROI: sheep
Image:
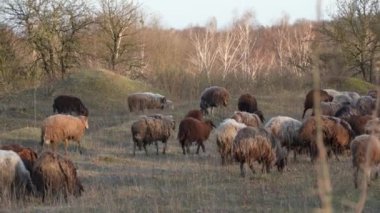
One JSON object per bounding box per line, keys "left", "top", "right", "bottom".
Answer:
{"left": 334, "top": 105, "right": 361, "bottom": 121}
{"left": 264, "top": 116, "right": 303, "bottom": 160}
{"left": 0, "top": 144, "right": 37, "bottom": 174}
{"left": 345, "top": 115, "right": 373, "bottom": 136}
{"left": 325, "top": 89, "right": 360, "bottom": 105}
{"left": 233, "top": 127, "right": 287, "bottom": 177}
{"left": 199, "top": 86, "right": 230, "bottom": 115}
{"left": 185, "top": 109, "right": 204, "bottom": 121}
{"left": 31, "top": 151, "right": 83, "bottom": 202}
{"left": 367, "top": 90, "right": 377, "bottom": 99}
{"left": 0, "top": 150, "right": 34, "bottom": 199}
{"left": 131, "top": 114, "right": 175, "bottom": 155}
{"left": 231, "top": 111, "right": 262, "bottom": 127}
{"left": 298, "top": 116, "right": 354, "bottom": 162}
{"left": 127, "top": 92, "right": 167, "bottom": 112}
{"left": 237, "top": 93, "right": 258, "bottom": 113}
{"left": 302, "top": 89, "right": 333, "bottom": 119}
{"left": 350, "top": 134, "right": 380, "bottom": 188}
{"left": 41, "top": 114, "right": 89, "bottom": 155}
{"left": 356, "top": 96, "right": 377, "bottom": 116}
{"left": 319, "top": 101, "right": 350, "bottom": 116}
{"left": 177, "top": 117, "right": 215, "bottom": 155}
{"left": 53, "top": 95, "right": 88, "bottom": 116}
{"left": 215, "top": 119, "right": 247, "bottom": 165}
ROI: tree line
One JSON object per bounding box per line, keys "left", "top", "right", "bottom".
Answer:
{"left": 0, "top": 0, "right": 378, "bottom": 97}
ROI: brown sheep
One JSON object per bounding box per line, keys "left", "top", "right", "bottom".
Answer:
{"left": 0, "top": 144, "right": 37, "bottom": 174}
{"left": 31, "top": 151, "right": 83, "bottom": 202}
{"left": 131, "top": 114, "right": 175, "bottom": 155}
{"left": 302, "top": 89, "right": 333, "bottom": 119}
{"left": 200, "top": 86, "right": 230, "bottom": 115}
{"left": 298, "top": 116, "right": 354, "bottom": 162}
{"left": 238, "top": 93, "right": 258, "bottom": 113}
{"left": 41, "top": 114, "right": 89, "bottom": 155}
{"left": 177, "top": 117, "right": 215, "bottom": 155}
{"left": 350, "top": 134, "right": 380, "bottom": 188}
{"left": 128, "top": 92, "right": 167, "bottom": 112}
{"left": 233, "top": 127, "right": 287, "bottom": 177}
{"left": 346, "top": 115, "right": 373, "bottom": 136}
{"left": 185, "top": 109, "right": 203, "bottom": 121}
{"left": 231, "top": 111, "right": 262, "bottom": 127}
{"left": 53, "top": 95, "right": 89, "bottom": 116}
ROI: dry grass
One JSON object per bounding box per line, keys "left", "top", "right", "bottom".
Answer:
{"left": 0, "top": 69, "right": 379, "bottom": 212}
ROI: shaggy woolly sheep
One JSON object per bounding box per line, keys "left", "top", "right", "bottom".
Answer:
{"left": 356, "top": 96, "right": 377, "bottom": 116}
{"left": 185, "top": 109, "right": 203, "bottom": 121}
{"left": 302, "top": 89, "right": 333, "bottom": 119}
{"left": 128, "top": 92, "right": 167, "bottom": 112}
{"left": 41, "top": 114, "right": 89, "bottom": 154}
{"left": 200, "top": 86, "right": 230, "bottom": 115}
{"left": 298, "top": 116, "right": 354, "bottom": 162}
{"left": 131, "top": 114, "right": 175, "bottom": 155}
{"left": 334, "top": 105, "right": 361, "bottom": 121}
{"left": 346, "top": 115, "right": 373, "bottom": 136}
{"left": 0, "top": 144, "right": 37, "bottom": 174}
{"left": 178, "top": 117, "right": 215, "bottom": 155}
{"left": 264, "top": 116, "right": 303, "bottom": 160}
{"left": 238, "top": 93, "right": 258, "bottom": 113}
{"left": 0, "top": 150, "right": 34, "bottom": 199}
{"left": 215, "top": 119, "right": 247, "bottom": 165}
{"left": 319, "top": 101, "right": 350, "bottom": 116}
{"left": 31, "top": 151, "right": 83, "bottom": 202}
{"left": 367, "top": 90, "right": 377, "bottom": 99}
{"left": 231, "top": 111, "right": 263, "bottom": 127}
{"left": 53, "top": 95, "right": 89, "bottom": 116}
{"left": 351, "top": 134, "right": 380, "bottom": 188}
{"left": 233, "top": 127, "right": 287, "bottom": 177}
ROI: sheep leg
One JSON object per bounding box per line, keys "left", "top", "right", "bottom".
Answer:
{"left": 221, "top": 156, "right": 225, "bottom": 165}
{"left": 155, "top": 141, "right": 159, "bottom": 155}
{"left": 240, "top": 161, "right": 246, "bottom": 177}
{"left": 248, "top": 161, "right": 256, "bottom": 175}
{"left": 201, "top": 142, "right": 206, "bottom": 153}
{"left": 196, "top": 143, "right": 201, "bottom": 154}
{"left": 181, "top": 142, "right": 186, "bottom": 155}
{"left": 186, "top": 144, "right": 190, "bottom": 154}
{"left": 133, "top": 142, "right": 136, "bottom": 156}
{"left": 162, "top": 141, "right": 167, "bottom": 155}
{"left": 143, "top": 144, "right": 148, "bottom": 155}
{"left": 78, "top": 141, "right": 83, "bottom": 155}
{"left": 354, "top": 167, "right": 359, "bottom": 188}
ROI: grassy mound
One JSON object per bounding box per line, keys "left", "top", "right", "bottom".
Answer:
{"left": 326, "top": 76, "right": 376, "bottom": 94}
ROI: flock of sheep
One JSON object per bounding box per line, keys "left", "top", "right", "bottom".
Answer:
{"left": 0, "top": 86, "right": 379, "bottom": 204}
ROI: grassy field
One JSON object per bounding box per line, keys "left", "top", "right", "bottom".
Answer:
{"left": 0, "top": 69, "right": 379, "bottom": 212}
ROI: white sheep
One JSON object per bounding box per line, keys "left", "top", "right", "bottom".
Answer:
{"left": 215, "top": 119, "right": 247, "bottom": 165}
{"left": 264, "top": 116, "right": 303, "bottom": 160}
{"left": 231, "top": 111, "right": 262, "bottom": 127}
{"left": 0, "top": 150, "right": 34, "bottom": 199}
{"left": 41, "top": 114, "right": 89, "bottom": 154}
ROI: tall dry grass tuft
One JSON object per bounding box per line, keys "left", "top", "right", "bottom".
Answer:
{"left": 312, "top": 0, "right": 332, "bottom": 212}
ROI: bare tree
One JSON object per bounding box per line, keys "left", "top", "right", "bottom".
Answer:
{"left": 321, "top": 0, "right": 380, "bottom": 83}
{"left": 1, "top": 0, "right": 93, "bottom": 80}
{"left": 188, "top": 18, "right": 218, "bottom": 82}
{"left": 96, "top": 0, "right": 143, "bottom": 73}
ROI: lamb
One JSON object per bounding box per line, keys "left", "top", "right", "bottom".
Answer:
{"left": 264, "top": 116, "right": 303, "bottom": 160}
{"left": 53, "top": 95, "right": 89, "bottom": 116}
{"left": 41, "top": 114, "right": 89, "bottom": 154}
{"left": 302, "top": 89, "right": 333, "bottom": 119}
{"left": 237, "top": 93, "right": 258, "bottom": 113}
{"left": 127, "top": 92, "right": 168, "bottom": 112}
{"left": 231, "top": 111, "right": 263, "bottom": 127}
{"left": 298, "top": 116, "right": 354, "bottom": 162}
{"left": 0, "top": 144, "right": 38, "bottom": 174}
{"left": 200, "top": 86, "right": 230, "bottom": 115}
{"left": 0, "top": 150, "right": 34, "bottom": 199}
{"left": 215, "top": 119, "right": 247, "bottom": 165}
{"left": 185, "top": 109, "right": 204, "bottom": 121}
{"left": 233, "top": 127, "right": 287, "bottom": 177}
{"left": 31, "top": 151, "right": 83, "bottom": 202}
{"left": 177, "top": 117, "right": 215, "bottom": 155}
{"left": 131, "top": 114, "right": 175, "bottom": 155}
{"left": 350, "top": 134, "right": 380, "bottom": 188}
